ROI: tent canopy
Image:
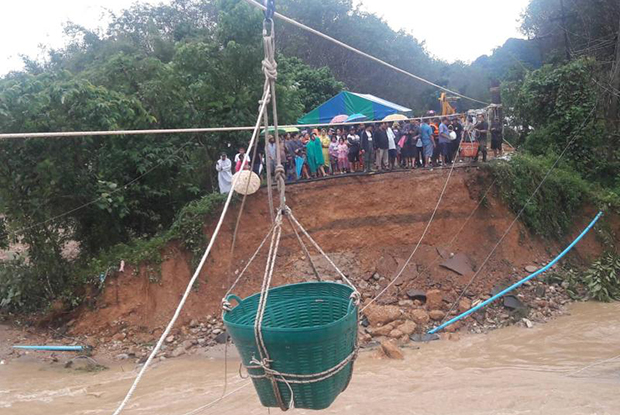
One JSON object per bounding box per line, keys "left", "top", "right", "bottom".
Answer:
{"left": 297, "top": 91, "right": 411, "bottom": 125}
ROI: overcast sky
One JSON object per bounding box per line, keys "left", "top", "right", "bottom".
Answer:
{"left": 0, "top": 0, "right": 530, "bottom": 75}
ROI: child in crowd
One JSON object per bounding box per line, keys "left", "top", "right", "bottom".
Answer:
{"left": 337, "top": 137, "right": 349, "bottom": 173}
{"left": 329, "top": 136, "right": 339, "bottom": 174}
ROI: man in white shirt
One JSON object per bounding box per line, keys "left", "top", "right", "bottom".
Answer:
{"left": 387, "top": 124, "right": 397, "bottom": 171}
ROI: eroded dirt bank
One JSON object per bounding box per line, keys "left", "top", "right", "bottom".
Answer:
{"left": 4, "top": 167, "right": 615, "bottom": 361}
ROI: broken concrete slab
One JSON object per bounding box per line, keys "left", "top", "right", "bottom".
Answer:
{"left": 503, "top": 295, "right": 526, "bottom": 311}
{"left": 436, "top": 247, "right": 451, "bottom": 260}
{"left": 440, "top": 253, "right": 474, "bottom": 276}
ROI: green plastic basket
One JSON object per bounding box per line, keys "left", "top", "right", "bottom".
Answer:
{"left": 223, "top": 281, "right": 358, "bottom": 410}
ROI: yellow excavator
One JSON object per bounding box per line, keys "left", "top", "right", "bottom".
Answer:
{"left": 439, "top": 92, "right": 458, "bottom": 116}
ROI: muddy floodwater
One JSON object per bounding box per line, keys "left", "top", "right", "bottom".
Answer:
{"left": 2, "top": 301, "right": 620, "bottom": 415}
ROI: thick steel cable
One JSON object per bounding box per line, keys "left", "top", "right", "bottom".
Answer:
{"left": 435, "top": 105, "right": 598, "bottom": 330}
{"left": 111, "top": 85, "right": 271, "bottom": 415}
{"left": 243, "top": 0, "right": 489, "bottom": 106}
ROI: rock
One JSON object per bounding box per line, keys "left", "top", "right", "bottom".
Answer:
{"left": 372, "top": 273, "right": 381, "bottom": 281}
{"left": 525, "top": 265, "right": 538, "bottom": 273}
{"left": 406, "top": 289, "right": 426, "bottom": 302}
{"left": 182, "top": 340, "right": 194, "bottom": 350}
{"left": 197, "top": 338, "right": 207, "bottom": 346}
{"left": 447, "top": 333, "right": 461, "bottom": 341}
{"left": 189, "top": 319, "right": 199, "bottom": 328}
{"left": 534, "top": 285, "right": 546, "bottom": 297}
{"left": 358, "top": 280, "right": 369, "bottom": 290}
{"left": 522, "top": 318, "right": 534, "bottom": 328}
{"left": 410, "top": 309, "right": 430, "bottom": 325}
{"left": 388, "top": 329, "right": 403, "bottom": 338}
{"left": 397, "top": 321, "right": 417, "bottom": 336}
{"left": 398, "top": 299, "right": 414, "bottom": 307}
{"left": 429, "top": 310, "right": 446, "bottom": 321}
{"left": 368, "top": 324, "right": 394, "bottom": 337}
{"left": 214, "top": 332, "right": 229, "bottom": 344}
{"left": 426, "top": 289, "right": 443, "bottom": 310}
{"left": 444, "top": 322, "right": 461, "bottom": 332}
{"left": 380, "top": 340, "right": 404, "bottom": 360}
{"left": 112, "top": 332, "right": 126, "bottom": 342}
{"left": 458, "top": 298, "right": 472, "bottom": 313}
{"left": 171, "top": 346, "right": 186, "bottom": 358}
{"left": 165, "top": 335, "right": 175, "bottom": 344}
{"left": 115, "top": 353, "right": 130, "bottom": 360}
{"left": 364, "top": 305, "right": 401, "bottom": 326}
{"left": 503, "top": 295, "right": 526, "bottom": 311}
{"left": 212, "top": 328, "right": 222, "bottom": 335}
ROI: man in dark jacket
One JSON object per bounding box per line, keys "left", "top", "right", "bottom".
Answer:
{"left": 374, "top": 122, "right": 389, "bottom": 171}
{"left": 360, "top": 124, "right": 374, "bottom": 172}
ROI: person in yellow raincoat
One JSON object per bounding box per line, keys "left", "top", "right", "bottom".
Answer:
{"left": 319, "top": 128, "right": 332, "bottom": 174}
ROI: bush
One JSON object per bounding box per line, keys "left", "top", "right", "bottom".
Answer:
{"left": 0, "top": 192, "right": 226, "bottom": 313}
{"left": 583, "top": 252, "right": 620, "bottom": 302}
{"left": 487, "top": 154, "right": 589, "bottom": 238}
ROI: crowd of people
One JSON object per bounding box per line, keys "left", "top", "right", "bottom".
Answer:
{"left": 216, "top": 113, "right": 504, "bottom": 193}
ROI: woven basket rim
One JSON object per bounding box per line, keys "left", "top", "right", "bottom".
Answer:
{"left": 223, "top": 281, "right": 357, "bottom": 333}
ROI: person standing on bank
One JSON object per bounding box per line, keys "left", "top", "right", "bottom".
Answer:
{"left": 438, "top": 117, "right": 452, "bottom": 165}
{"left": 374, "top": 122, "right": 389, "bottom": 171}
{"left": 360, "top": 124, "right": 374, "bottom": 172}
{"left": 490, "top": 118, "right": 503, "bottom": 158}
{"left": 474, "top": 114, "right": 489, "bottom": 162}
{"left": 216, "top": 152, "right": 233, "bottom": 194}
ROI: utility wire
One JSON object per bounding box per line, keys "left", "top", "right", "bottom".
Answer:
{"left": 242, "top": 0, "right": 490, "bottom": 106}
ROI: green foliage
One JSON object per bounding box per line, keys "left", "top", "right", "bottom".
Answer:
{"left": 503, "top": 58, "right": 620, "bottom": 184}
{"left": 167, "top": 192, "right": 227, "bottom": 265}
{"left": 582, "top": 252, "right": 620, "bottom": 302}
{"left": 486, "top": 154, "right": 590, "bottom": 238}
{"left": 0, "top": 192, "right": 226, "bottom": 313}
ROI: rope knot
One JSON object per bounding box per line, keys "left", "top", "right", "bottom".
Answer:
{"left": 262, "top": 57, "right": 278, "bottom": 82}
{"left": 221, "top": 298, "right": 232, "bottom": 312}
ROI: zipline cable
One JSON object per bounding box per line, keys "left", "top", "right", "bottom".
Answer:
{"left": 0, "top": 113, "right": 468, "bottom": 140}
{"left": 434, "top": 105, "right": 598, "bottom": 332}
{"left": 110, "top": 85, "right": 272, "bottom": 415}
{"left": 243, "top": 0, "right": 490, "bottom": 106}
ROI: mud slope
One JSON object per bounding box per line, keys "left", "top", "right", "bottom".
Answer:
{"left": 70, "top": 167, "right": 608, "bottom": 338}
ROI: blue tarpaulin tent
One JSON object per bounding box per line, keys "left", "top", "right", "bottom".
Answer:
{"left": 297, "top": 91, "right": 411, "bottom": 125}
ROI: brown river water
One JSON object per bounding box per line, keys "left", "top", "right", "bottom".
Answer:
{"left": 2, "top": 301, "right": 620, "bottom": 415}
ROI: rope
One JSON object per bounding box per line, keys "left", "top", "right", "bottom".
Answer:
{"left": 287, "top": 209, "right": 359, "bottom": 294}
{"left": 435, "top": 105, "right": 598, "bottom": 331}
{"left": 361, "top": 137, "right": 465, "bottom": 312}
{"left": 567, "top": 353, "right": 620, "bottom": 377}
{"left": 285, "top": 214, "right": 321, "bottom": 281}
{"left": 0, "top": 112, "right": 470, "bottom": 140}
{"left": 111, "top": 85, "right": 272, "bottom": 415}
{"left": 179, "top": 381, "right": 251, "bottom": 415}
{"left": 246, "top": 348, "right": 358, "bottom": 384}
{"left": 243, "top": 0, "right": 489, "bottom": 106}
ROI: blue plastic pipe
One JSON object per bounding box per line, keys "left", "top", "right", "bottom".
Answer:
{"left": 13, "top": 345, "right": 84, "bottom": 352}
{"left": 428, "top": 211, "right": 604, "bottom": 334}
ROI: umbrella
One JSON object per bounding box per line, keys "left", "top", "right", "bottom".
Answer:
{"left": 260, "top": 126, "right": 300, "bottom": 135}
{"left": 382, "top": 113, "right": 408, "bottom": 122}
{"left": 330, "top": 114, "right": 349, "bottom": 124}
{"left": 345, "top": 113, "right": 368, "bottom": 123}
